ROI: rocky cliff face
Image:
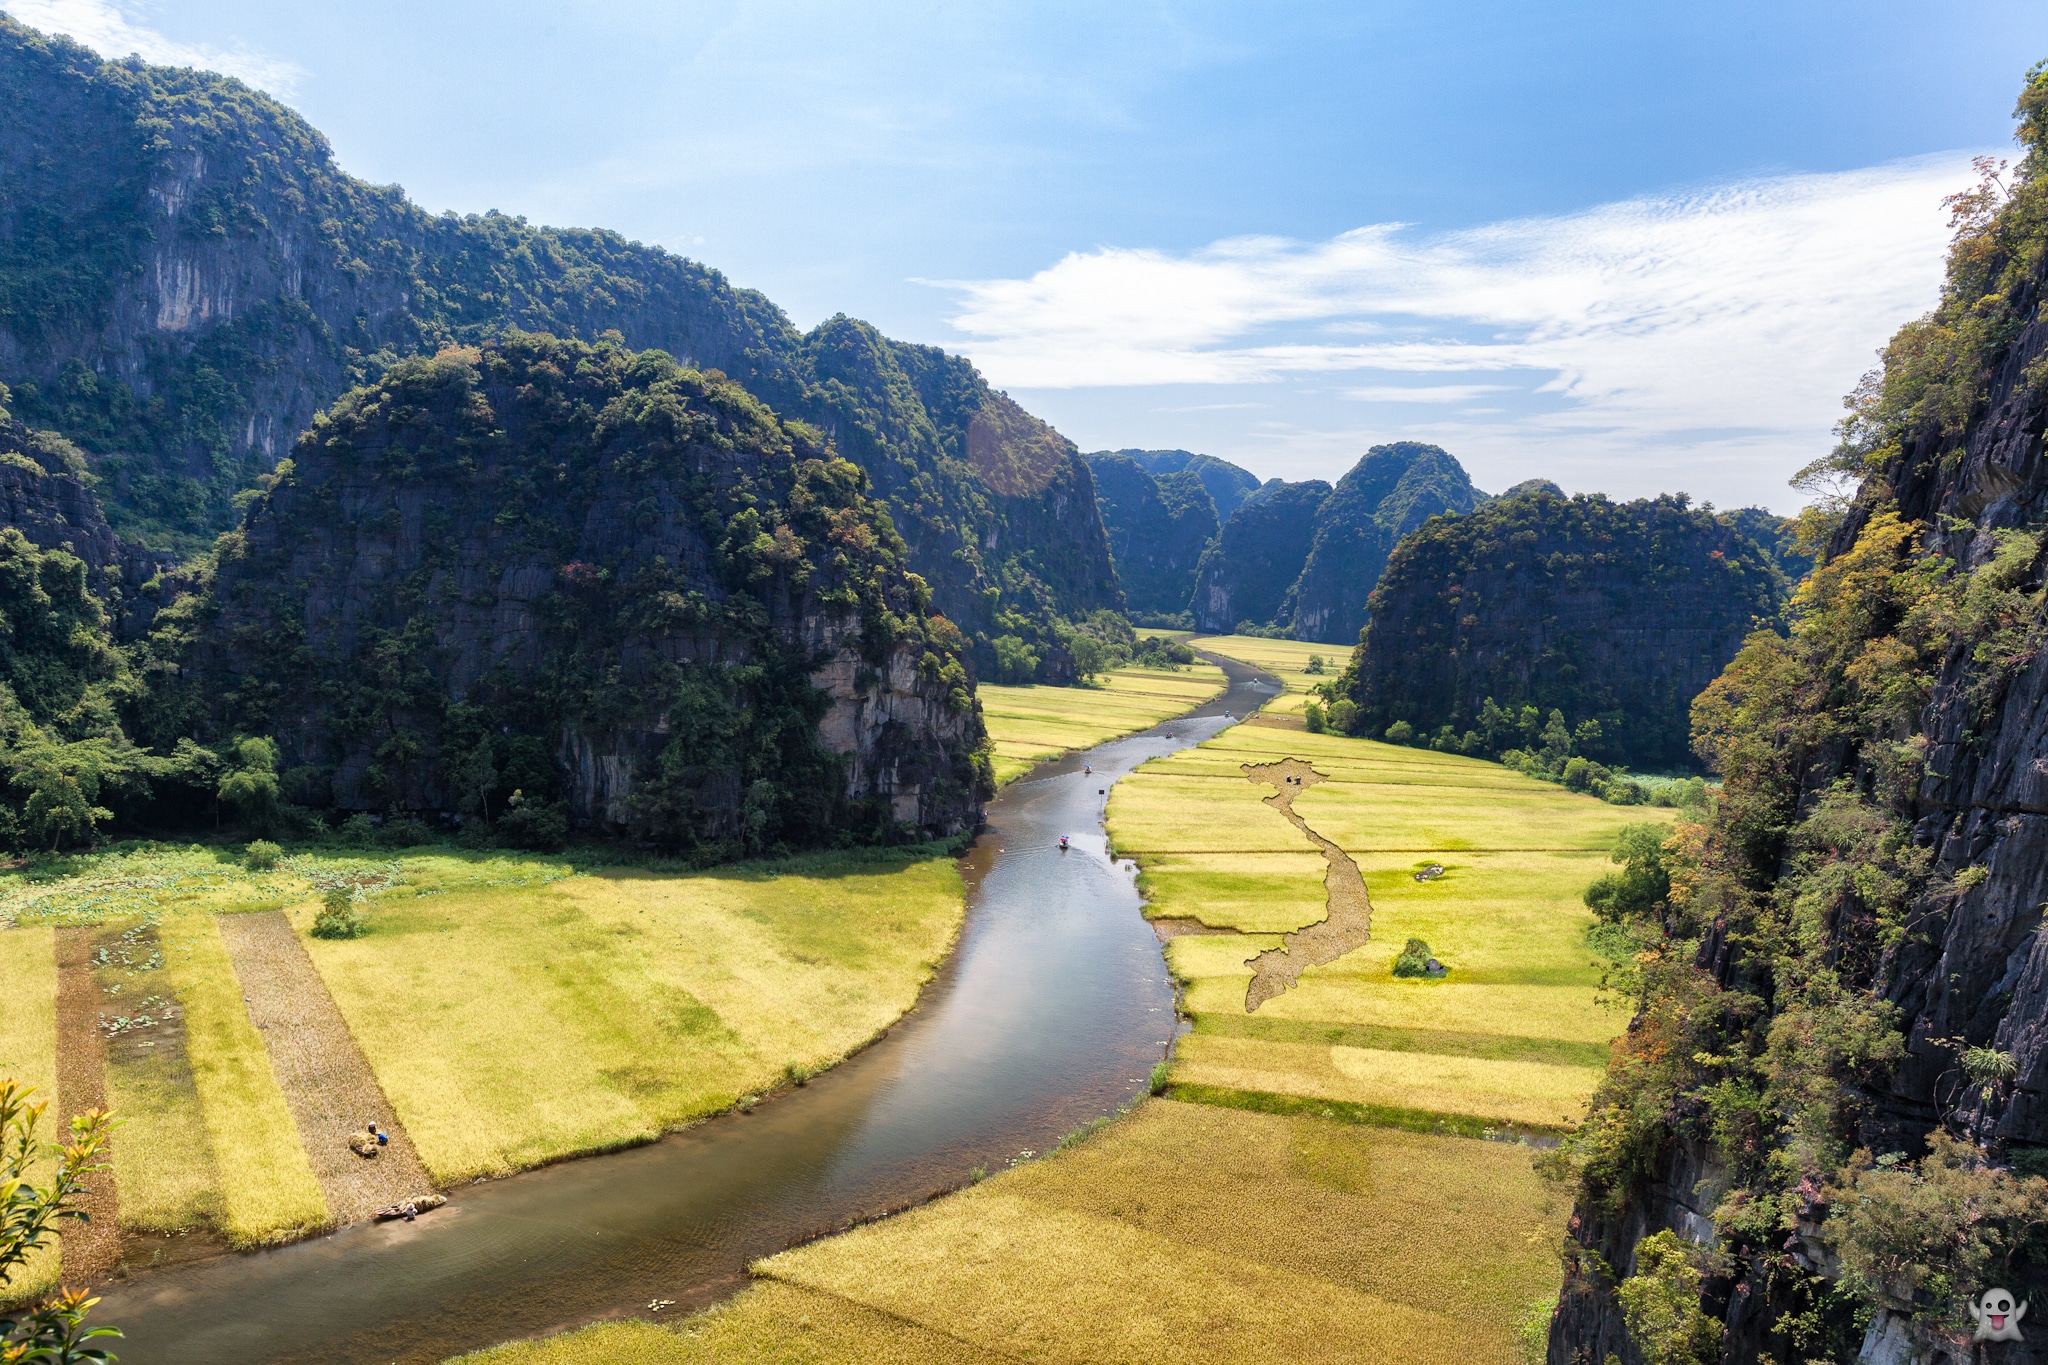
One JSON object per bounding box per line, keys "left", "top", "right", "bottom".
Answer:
{"left": 1190, "top": 479, "right": 1331, "bottom": 633}
{"left": 172, "top": 334, "right": 985, "bottom": 848}
{"left": 1284, "top": 441, "right": 1479, "bottom": 645}
{"left": 1084, "top": 452, "right": 1219, "bottom": 615}
{"left": 1549, "top": 72, "right": 2048, "bottom": 1365}
{"left": 1346, "top": 487, "right": 1784, "bottom": 769}
{"left": 0, "top": 17, "right": 1113, "bottom": 678}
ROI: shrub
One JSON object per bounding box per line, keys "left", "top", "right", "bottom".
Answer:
{"left": 1327, "top": 699, "right": 1358, "bottom": 732}
{"left": 1617, "top": 1230, "right": 1722, "bottom": 1365}
{"left": 496, "top": 798, "right": 568, "bottom": 851}
{"left": 374, "top": 814, "right": 434, "bottom": 848}
{"left": 1383, "top": 720, "right": 1414, "bottom": 744}
{"left": 1304, "top": 702, "right": 1326, "bottom": 733}
{"left": 338, "top": 812, "right": 377, "bottom": 845}
{"left": 311, "top": 886, "right": 367, "bottom": 940}
{"left": 1392, "top": 937, "right": 1440, "bottom": 977}
{"left": 243, "top": 839, "right": 282, "bottom": 870}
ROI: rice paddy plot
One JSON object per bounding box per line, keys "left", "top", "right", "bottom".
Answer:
{"left": 0, "top": 926, "right": 60, "bottom": 1301}
{"left": 977, "top": 662, "right": 1226, "bottom": 783}
{"left": 1116, "top": 718, "right": 1671, "bottom": 1130}
{"left": 1187, "top": 634, "right": 1343, "bottom": 718}
{"left": 298, "top": 850, "right": 970, "bottom": 1183}
{"left": 450, "top": 1100, "right": 1565, "bottom": 1365}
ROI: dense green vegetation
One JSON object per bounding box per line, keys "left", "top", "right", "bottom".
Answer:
{"left": 1190, "top": 479, "right": 1332, "bottom": 634}
{"left": 1549, "top": 61, "right": 2048, "bottom": 1360}
{"left": 1085, "top": 452, "right": 1219, "bottom": 616}
{"left": 1338, "top": 487, "right": 1787, "bottom": 772}
{"left": 160, "top": 332, "right": 985, "bottom": 853}
{"left": 0, "top": 17, "right": 1115, "bottom": 683}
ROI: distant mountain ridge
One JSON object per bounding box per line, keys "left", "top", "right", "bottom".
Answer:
{"left": 0, "top": 16, "right": 1113, "bottom": 679}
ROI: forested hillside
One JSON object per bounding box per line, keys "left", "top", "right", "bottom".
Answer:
{"left": 1549, "top": 62, "right": 2048, "bottom": 1365}
{"left": 1102, "top": 448, "right": 1262, "bottom": 519}
{"left": 1339, "top": 486, "right": 1786, "bottom": 771}
{"left": 1084, "top": 451, "right": 1219, "bottom": 616}
{"left": 0, "top": 17, "right": 1113, "bottom": 681}
{"left": 154, "top": 333, "right": 986, "bottom": 852}
{"left": 1184, "top": 442, "right": 1480, "bottom": 641}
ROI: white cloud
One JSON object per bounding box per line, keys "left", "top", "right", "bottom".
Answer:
{"left": 1343, "top": 384, "right": 1514, "bottom": 404}
{"left": 7, "top": 0, "right": 303, "bottom": 94}
{"left": 940, "top": 156, "right": 1975, "bottom": 496}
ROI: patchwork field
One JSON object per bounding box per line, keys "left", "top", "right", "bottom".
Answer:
{"left": 977, "top": 661, "right": 1226, "bottom": 783}
{"left": 455, "top": 692, "right": 1664, "bottom": 1364}
{"left": 1113, "top": 722, "right": 1668, "bottom": 1128}
{"left": 1187, "top": 633, "right": 1342, "bottom": 718}
{"left": 453, "top": 1101, "right": 1564, "bottom": 1365}
{"left": 0, "top": 841, "right": 968, "bottom": 1276}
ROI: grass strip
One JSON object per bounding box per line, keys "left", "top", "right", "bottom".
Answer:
{"left": 1164, "top": 1080, "right": 1571, "bottom": 1140}
{"left": 1191, "top": 1011, "right": 1610, "bottom": 1068}
{"left": 0, "top": 926, "right": 60, "bottom": 1302}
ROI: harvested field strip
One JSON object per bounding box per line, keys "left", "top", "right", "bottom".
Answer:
{"left": 218, "top": 912, "right": 434, "bottom": 1222}
{"left": 1164, "top": 1082, "right": 1569, "bottom": 1141}
{"left": 1192, "top": 1011, "right": 1611, "bottom": 1068}
{"left": 0, "top": 926, "right": 60, "bottom": 1301}
{"left": 1174, "top": 1032, "right": 1601, "bottom": 1130}
{"left": 53, "top": 927, "right": 119, "bottom": 1284}
{"left": 173, "top": 914, "right": 328, "bottom": 1246}
{"left": 1238, "top": 759, "right": 1371, "bottom": 1012}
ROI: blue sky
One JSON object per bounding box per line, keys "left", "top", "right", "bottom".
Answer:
{"left": 16, "top": 1, "right": 2048, "bottom": 508}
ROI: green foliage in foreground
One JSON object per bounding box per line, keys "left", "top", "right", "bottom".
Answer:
{"left": 0, "top": 1080, "right": 120, "bottom": 1360}
{"left": 1550, "top": 66, "right": 2048, "bottom": 1349}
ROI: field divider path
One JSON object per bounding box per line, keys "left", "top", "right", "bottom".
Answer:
{"left": 1239, "top": 759, "right": 1373, "bottom": 1012}
{"left": 53, "top": 926, "right": 120, "bottom": 1283}
{"left": 216, "top": 912, "right": 433, "bottom": 1222}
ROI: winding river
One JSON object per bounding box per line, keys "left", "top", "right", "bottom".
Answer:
{"left": 96, "top": 655, "right": 1277, "bottom": 1364}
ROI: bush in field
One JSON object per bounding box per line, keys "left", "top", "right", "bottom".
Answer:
{"left": 1304, "top": 702, "right": 1326, "bottom": 733}
{"left": 495, "top": 794, "right": 568, "bottom": 851}
{"left": 244, "top": 839, "right": 282, "bottom": 870}
{"left": 312, "top": 886, "right": 367, "bottom": 939}
{"left": 1383, "top": 720, "right": 1414, "bottom": 744}
{"left": 1392, "top": 937, "right": 1440, "bottom": 977}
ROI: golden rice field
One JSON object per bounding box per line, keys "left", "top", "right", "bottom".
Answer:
{"left": 0, "top": 925, "right": 60, "bottom": 1301}
{"left": 1187, "top": 633, "right": 1343, "bottom": 717}
{"left": 977, "top": 661, "right": 1226, "bottom": 783}
{"left": 1111, "top": 718, "right": 1668, "bottom": 1129}
{"left": 0, "top": 842, "right": 968, "bottom": 1256}
{"left": 451, "top": 1100, "right": 1564, "bottom": 1365}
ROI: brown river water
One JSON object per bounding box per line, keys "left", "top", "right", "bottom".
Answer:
{"left": 95, "top": 654, "right": 1278, "bottom": 1363}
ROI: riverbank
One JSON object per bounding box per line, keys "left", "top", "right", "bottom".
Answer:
{"left": 456, "top": 642, "right": 1658, "bottom": 1364}
{"left": 0, "top": 842, "right": 970, "bottom": 1297}
{"left": 978, "top": 660, "right": 1227, "bottom": 783}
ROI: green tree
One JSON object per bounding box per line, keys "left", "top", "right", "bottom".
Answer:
{"left": 992, "top": 634, "right": 1040, "bottom": 684}
{"left": 216, "top": 736, "right": 281, "bottom": 834}
{"left": 0, "top": 1079, "right": 120, "bottom": 1362}
{"left": 1583, "top": 823, "right": 1672, "bottom": 923}
{"left": 1617, "top": 1230, "right": 1722, "bottom": 1365}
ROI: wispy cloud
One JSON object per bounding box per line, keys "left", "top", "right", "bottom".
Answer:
{"left": 1343, "top": 384, "right": 1513, "bottom": 404}
{"left": 7, "top": 0, "right": 303, "bottom": 94}
{"left": 938, "top": 156, "right": 1972, "bottom": 488}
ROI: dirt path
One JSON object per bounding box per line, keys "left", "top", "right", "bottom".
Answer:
{"left": 217, "top": 913, "right": 433, "bottom": 1222}
{"left": 1239, "top": 759, "right": 1373, "bottom": 1012}
{"left": 53, "top": 926, "right": 120, "bottom": 1284}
